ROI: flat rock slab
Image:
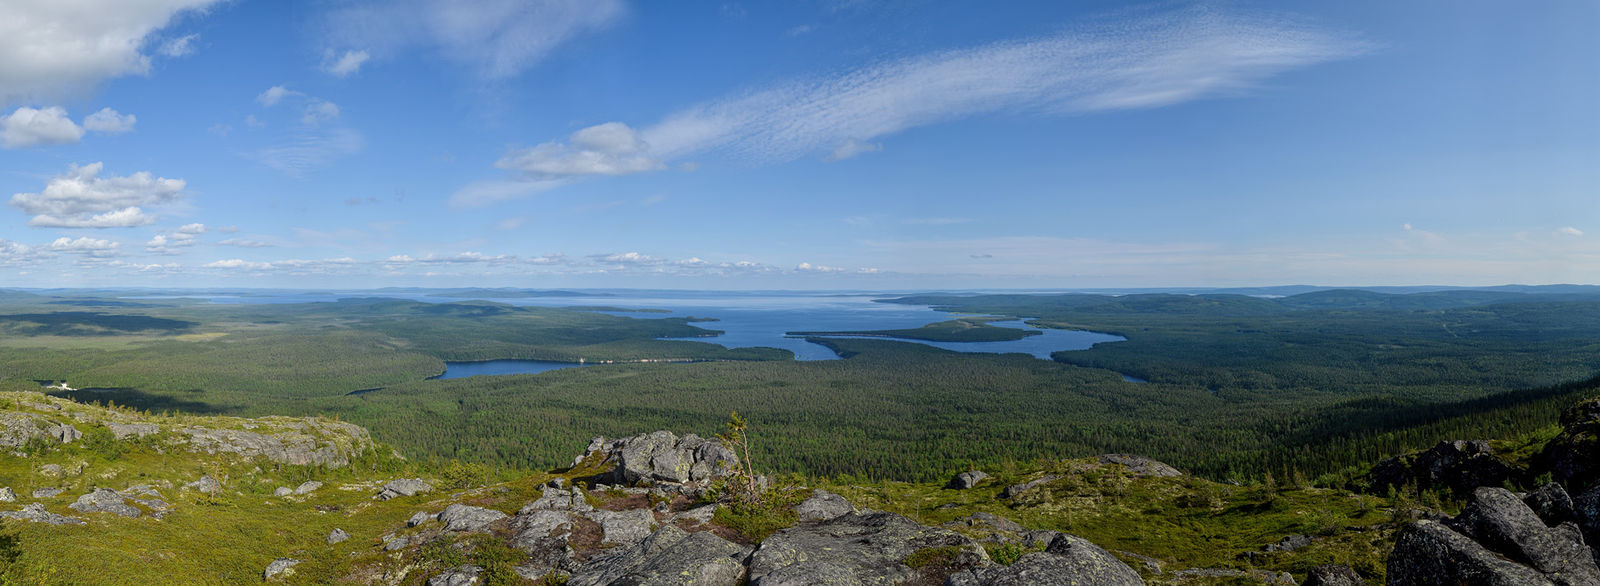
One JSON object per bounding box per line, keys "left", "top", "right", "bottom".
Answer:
{"left": 69, "top": 488, "right": 141, "bottom": 518}
{"left": 570, "top": 525, "right": 750, "bottom": 586}
{"left": 750, "top": 510, "right": 986, "bottom": 586}
{"left": 439, "top": 503, "right": 508, "bottom": 532}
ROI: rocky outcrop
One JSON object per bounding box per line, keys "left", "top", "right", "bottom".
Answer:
{"left": 578, "top": 431, "right": 739, "bottom": 489}
{"left": 568, "top": 525, "right": 751, "bottom": 586}
{"left": 328, "top": 528, "right": 350, "bottom": 544}
{"left": 1535, "top": 397, "right": 1600, "bottom": 494}
{"left": 438, "top": 503, "right": 508, "bottom": 533}
{"left": 1098, "top": 454, "right": 1182, "bottom": 477}
{"left": 749, "top": 510, "right": 989, "bottom": 585}
{"left": 106, "top": 422, "right": 158, "bottom": 440}
{"left": 1386, "top": 487, "right": 1600, "bottom": 585}
{"left": 0, "top": 487, "right": 14, "bottom": 502}
{"left": 0, "top": 412, "right": 83, "bottom": 447}
{"left": 182, "top": 475, "right": 222, "bottom": 494}
{"left": 1304, "top": 564, "right": 1363, "bottom": 586}
{"left": 1000, "top": 475, "right": 1060, "bottom": 499}
{"left": 947, "top": 470, "right": 989, "bottom": 490}
{"left": 377, "top": 478, "right": 433, "bottom": 500}
{"left": 429, "top": 565, "right": 481, "bottom": 586}
{"left": 293, "top": 480, "right": 322, "bottom": 495}
{"left": 0, "top": 503, "right": 84, "bottom": 526}
{"left": 69, "top": 488, "right": 141, "bottom": 518}
{"left": 945, "top": 533, "right": 1145, "bottom": 586}
{"left": 1371, "top": 440, "right": 1519, "bottom": 495}
{"left": 178, "top": 419, "right": 372, "bottom": 467}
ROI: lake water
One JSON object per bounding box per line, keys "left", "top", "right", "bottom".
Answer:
{"left": 129, "top": 289, "right": 1128, "bottom": 363}
{"left": 431, "top": 359, "right": 591, "bottom": 379}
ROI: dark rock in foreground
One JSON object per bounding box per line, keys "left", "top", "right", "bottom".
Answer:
{"left": 1387, "top": 486, "right": 1600, "bottom": 585}
{"left": 1371, "top": 440, "right": 1519, "bottom": 495}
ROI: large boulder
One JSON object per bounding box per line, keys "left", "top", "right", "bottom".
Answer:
{"left": 792, "top": 489, "right": 855, "bottom": 523}
{"left": 568, "top": 525, "right": 750, "bottom": 586}
{"left": 944, "top": 533, "right": 1145, "bottom": 586}
{"left": 1535, "top": 397, "right": 1600, "bottom": 493}
{"left": 1387, "top": 487, "right": 1600, "bottom": 586}
{"left": 1524, "top": 483, "right": 1577, "bottom": 526}
{"left": 263, "top": 558, "right": 300, "bottom": 581}
{"left": 1370, "top": 440, "right": 1519, "bottom": 495}
{"left": 946, "top": 470, "right": 990, "bottom": 490}
{"left": 749, "top": 510, "right": 988, "bottom": 585}
{"left": 580, "top": 431, "right": 740, "bottom": 488}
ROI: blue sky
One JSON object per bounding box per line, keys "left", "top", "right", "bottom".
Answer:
{"left": 1, "top": 1, "right": 1595, "bottom": 289}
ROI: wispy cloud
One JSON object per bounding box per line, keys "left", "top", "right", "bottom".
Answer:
{"left": 465, "top": 8, "right": 1369, "bottom": 202}
{"left": 320, "top": 0, "right": 624, "bottom": 80}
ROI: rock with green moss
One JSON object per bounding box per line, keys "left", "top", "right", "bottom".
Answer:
{"left": 1535, "top": 397, "right": 1600, "bottom": 493}
{"left": 945, "top": 533, "right": 1144, "bottom": 586}
{"left": 569, "top": 525, "right": 750, "bottom": 586}
{"left": 0, "top": 503, "right": 84, "bottom": 526}
{"left": 1388, "top": 486, "right": 1600, "bottom": 585}
{"left": 68, "top": 488, "right": 141, "bottom": 518}
{"left": 792, "top": 489, "right": 855, "bottom": 523}
{"left": 438, "top": 503, "right": 508, "bottom": 532}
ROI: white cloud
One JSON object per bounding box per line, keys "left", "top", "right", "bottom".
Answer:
{"left": 83, "top": 107, "right": 136, "bottom": 133}
{"left": 176, "top": 223, "right": 206, "bottom": 235}
{"left": 256, "top": 86, "right": 300, "bottom": 107}
{"left": 203, "top": 257, "right": 359, "bottom": 273}
{"left": 796, "top": 262, "right": 847, "bottom": 273}
{"left": 449, "top": 177, "right": 569, "bottom": 207}
{"left": 1, "top": 106, "right": 84, "bottom": 148}
{"left": 1558, "top": 226, "right": 1584, "bottom": 237}
{"left": 0, "top": 0, "right": 225, "bottom": 104}
{"left": 158, "top": 34, "right": 199, "bottom": 58}
{"left": 474, "top": 8, "right": 1366, "bottom": 199}
{"left": 217, "top": 238, "right": 270, "bottom": 248}
{"left": 46, "top": 236, "right": 120, "bottom": 257}
{"left": 497, "top": 122, "right": 665, "bottom": 178}
{"left": 823, "top": 138, "right": 881, "bottom": 162}
{"left": 321, "top": 0, "right": 625, "bottom": 80}
{"left": 0, "top": 240, "right": 44, "bottom": 266}
{"left": 9, "top": 162, "right": 184, "bottom": 228}
{"left": 592, "top": 252, "right": 663, "bottom": 265}
{"left": 322, "top": 49, "right": 370, "bottom": 77}
{"left": 301, "top": 100, "right": 341, "bottom": 125}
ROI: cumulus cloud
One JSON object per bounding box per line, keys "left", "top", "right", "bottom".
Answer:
{"left": 203, "top": 257, "right": 358, "bottom": 273}
{"left": 83, "top": 107, "right": 136, "bottom": 133}
{"left": 498, "top": 122, "right": 666, "bottom": 177}
{"left": 9, "top": 162, "right": 184, "bottom": 228}
{"left": 46, "top": 236, "right": 120, "bottom": 257}
{"left": 256, "top": 85, "right": 300, "bottom": 107}
{"left": 322, "top": 49, "right": 370, "bottom": 77}
{"left": 0, "top": 240, "right": 45, "bottom": 266}
{"left": 0, "top": 0, "right": 225, "bottom": 103}
{"left": 2, "top": 106, "right": 137, "bottom": 148}
{"left": 1, "top": 106, "right": 84, "bottom": 148}
{"left": 1558, "top": 226, "right": 1584, "bottom": 237}
{"left": 592, "top": 251, "right": 663, "bottom": 265}
{"left": 320, "top": 0, "right": 624, "bottom": 80}
{"left": 468, "top": 7, "right": 1366, "bottom": 202}
{"left": 146, "top": 225, "right": 203, "bottom": 254}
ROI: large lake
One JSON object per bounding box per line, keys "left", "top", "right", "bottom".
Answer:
{"left": 135, "top": 290, "right": 1126, "bottom": 363}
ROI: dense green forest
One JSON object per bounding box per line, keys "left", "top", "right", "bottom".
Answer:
{"left": 3, "top": 287, "right": 1599, "bottom": 485}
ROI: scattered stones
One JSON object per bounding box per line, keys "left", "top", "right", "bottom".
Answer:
{"left": 0, "top": 503, "right": 85, "bottom": 526}
{"left": 293, "top": 480, "right": 323, "bottom": 495}
{"left": 328, "top": 528, "right": 350, "bottom": 544}
{"left": 947, "top": 470, "right": 990, "bottom": 490}
{"left": 263, "top": 558, "right": 300, "bottom": 581}
{"left": 1098, "top": 454, "right": 1182, "bottom": 477}
{"left": 31, "top": 487, "right": 62, "bottom": 498}
{"left": 0, "top": 487, "right": 14, "bottom": 502}
{"left": 377, "top": 478, "right": 433, "bottom": 500}
{"left": 438, "top": 503, "right": 508, "bottom": 532}
{"left": 428, "top": 565, "right": 482, "bottom": 586}
{"left": 1262, "top": 534, "right": 1311, "bottom": 552}
{"left": 383, "top": 535, "right": 410, "bottom": 551}
{"left": 273, "top": 487, "right": 293, "bottom": 497}
{"left": 791, "top": 489, "right": 855, "bottom": 523}
{"left": 69, "top": 488, "right": 141, "bottom": 518}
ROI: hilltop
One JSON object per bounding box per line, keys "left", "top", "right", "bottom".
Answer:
{"left": 4, "top": 388, "right": 1598, "bottom": 584}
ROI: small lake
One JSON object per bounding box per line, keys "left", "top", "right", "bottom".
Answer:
{"left": 431, "top": 360, "right": 590, "bottom": 380}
